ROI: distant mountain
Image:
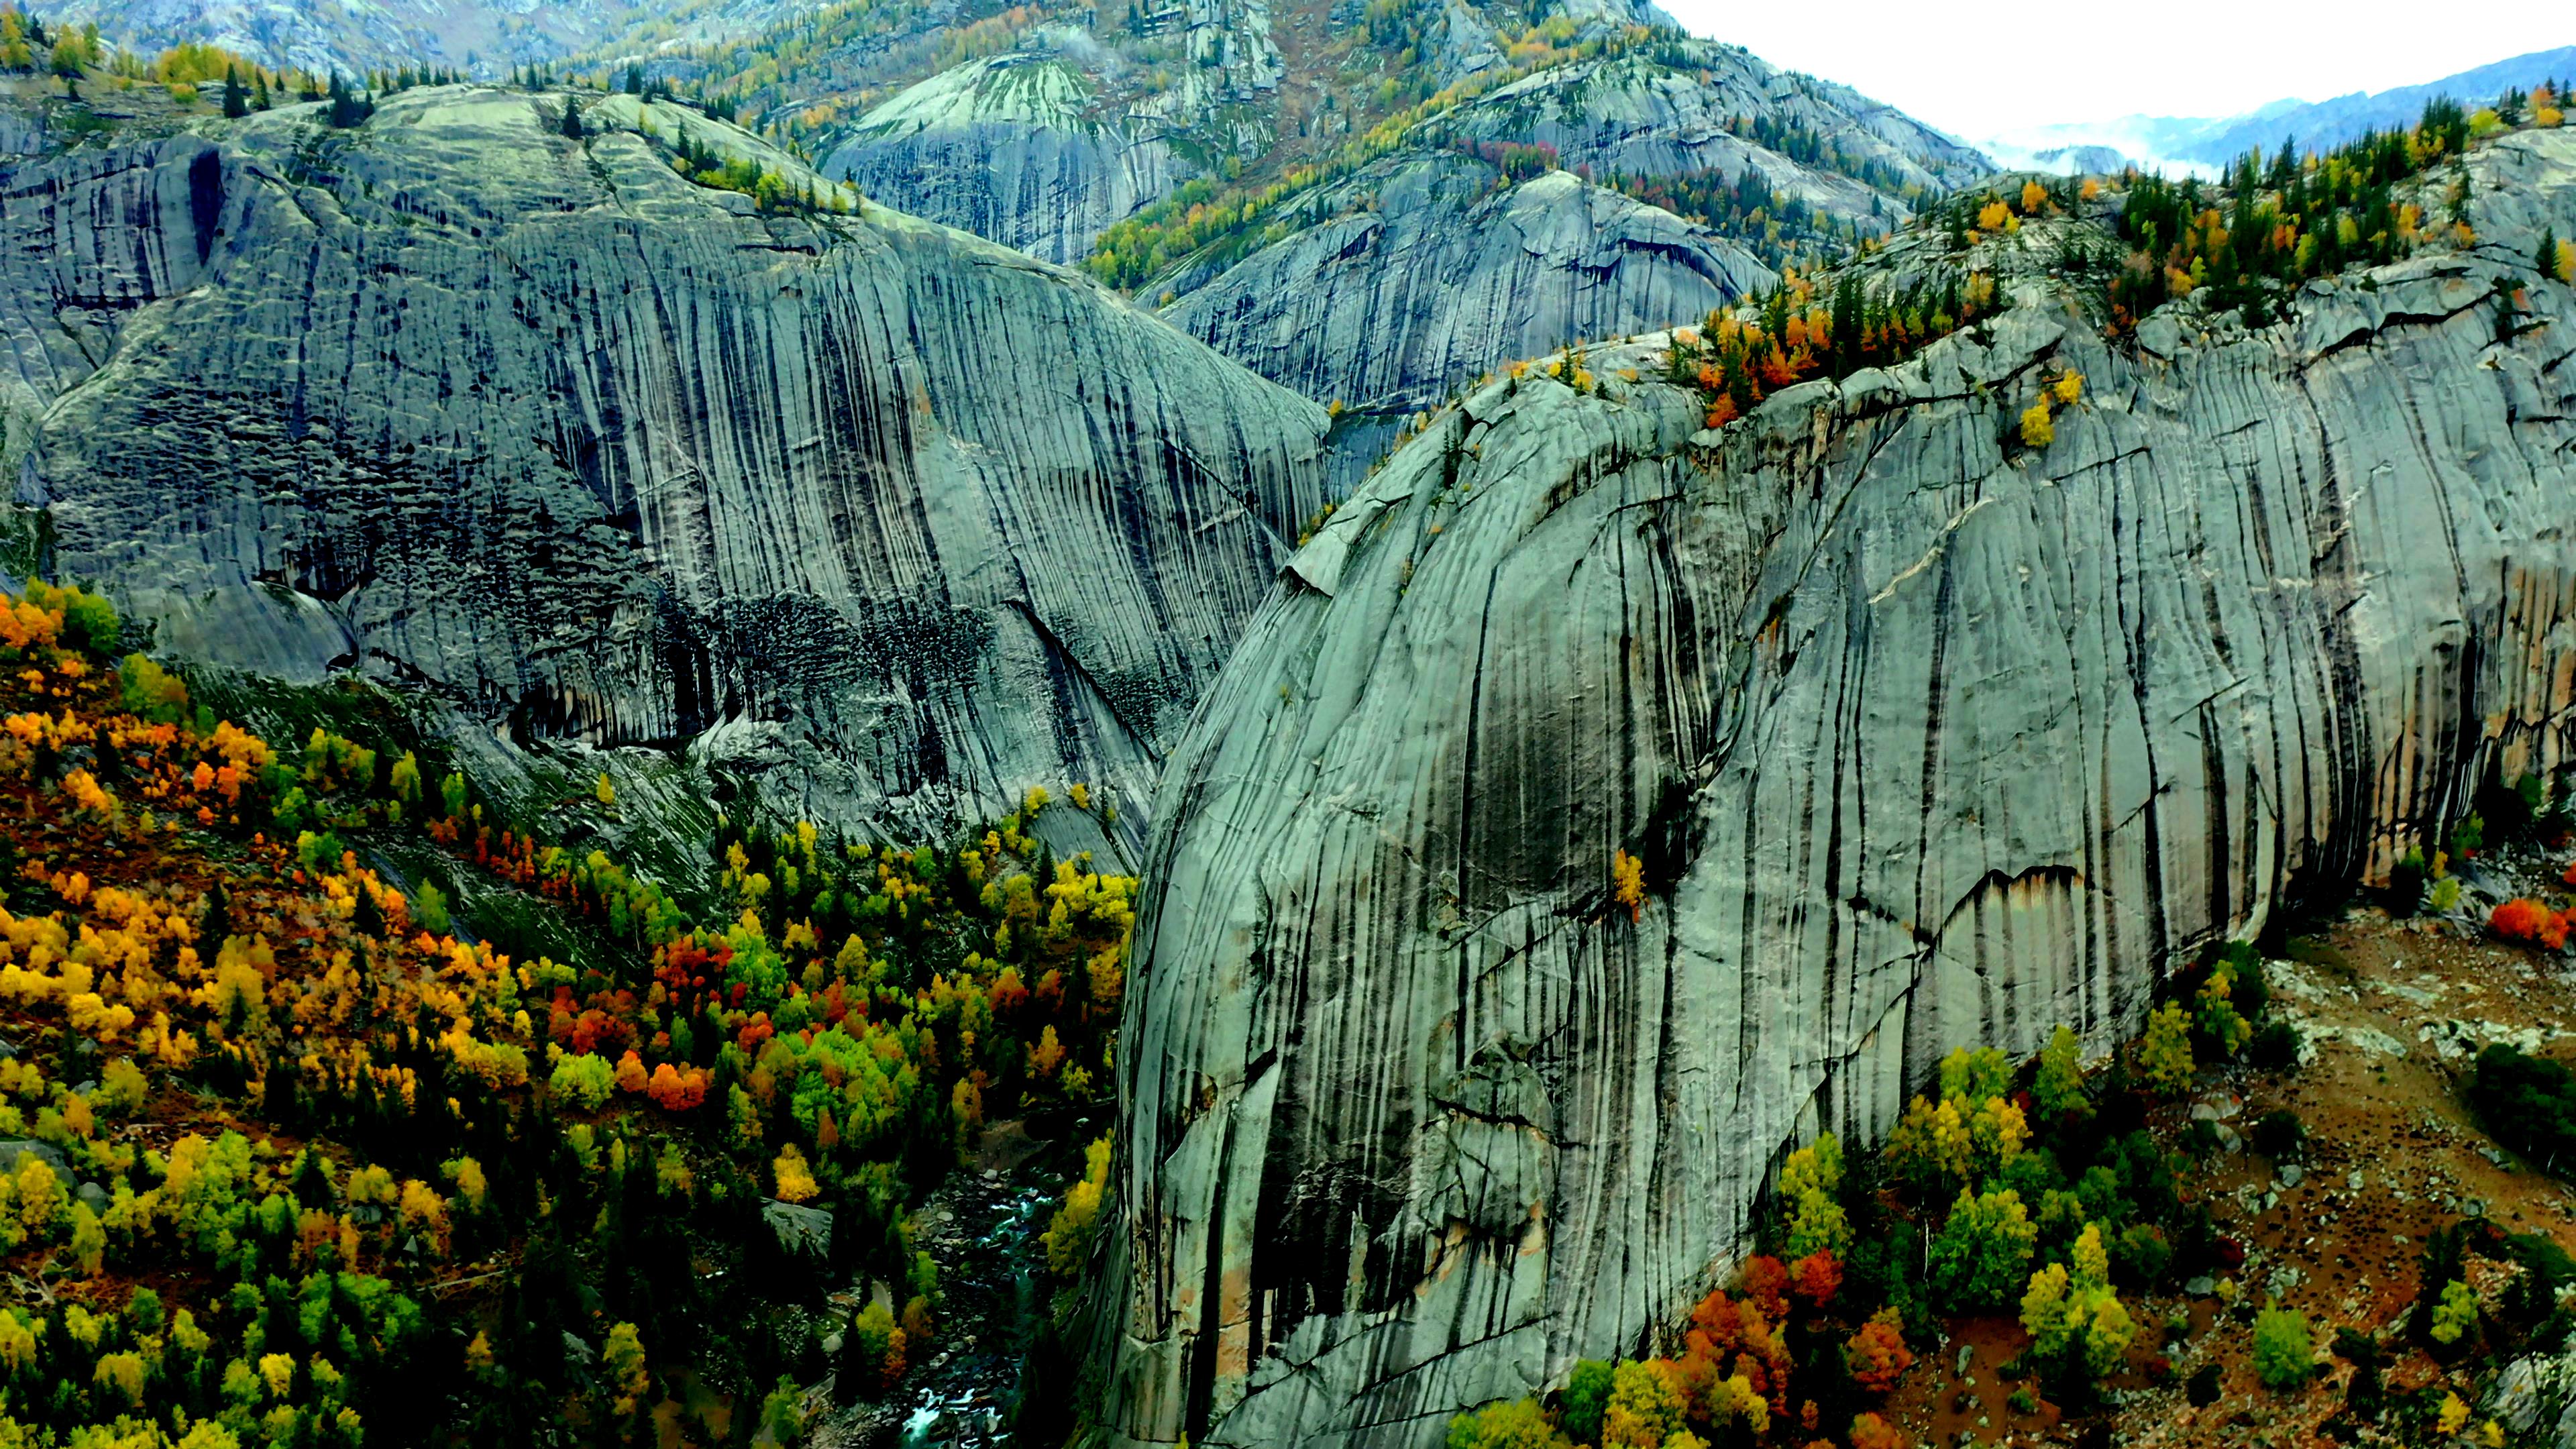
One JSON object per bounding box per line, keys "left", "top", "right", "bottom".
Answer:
{"left": 34, "top": 0, "right": 816, "bottom": 79}
{"left": 2180, "top": 45, "right": 2576, "bottom": 163}
{"left": 747, "top": 5, "right": 1986, "bottom": 423}
{"left": 1981, "top": 45, "right": 2576, "bottom": 178}
{"left": 42, "top": 0, "right": 1991, "bottom": 445}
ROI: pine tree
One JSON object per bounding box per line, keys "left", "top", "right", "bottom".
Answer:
{"left": 252, "top": 72, "right": 270, "bottom": 110}
{"left": 2540, "top": 227, "right": 2561, "bottom": 281}
{"left": 559, "top": 99, "right": 584, "bottom": 140}
{"left": 327, "top": 74, "right": 371, "bottom": 129}
{"left": 625, "top": 64, "right": 643, "bottom": 95}
{"left": 222, "top": 65, "right": 248, "bottom": 117}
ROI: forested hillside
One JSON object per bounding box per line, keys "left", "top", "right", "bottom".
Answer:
{"left": 0, "top": 584, "right": 1132, "bottom": 1445}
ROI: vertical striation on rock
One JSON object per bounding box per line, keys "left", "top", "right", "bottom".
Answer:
{"left": 822, "top": 3, "right": 1285, "bottom": 267}
{"left": 1161, "top": 159, "right": 1772, "bottom": 417}
{"left": 1096, "top": 127, "right": 2576, "bottom": 1449}
{"left": 5, "top": 87, "right": 1329, "bottom": 840}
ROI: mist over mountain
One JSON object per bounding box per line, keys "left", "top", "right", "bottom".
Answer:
{"left": 1984, "top": 44, "right": 2576, "bottom": 176}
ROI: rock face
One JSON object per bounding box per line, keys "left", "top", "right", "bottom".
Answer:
{"left": 824, "top": 50, "right": 1199, "bottom": 268}
{"left": 1095, "top": 127, "right": 2576, "bottom": 1448}
{"left": 4, "top": 87, "right": 1328, "bottom": 839}
{"left": 823, "top": 7, "right": 1285, "bottom": 266}
{"left": 1164, "top": 159, "right": 1771, "bottom": 415}
{"left": 1440, "top": 46, "right": 1986, "bottom": 205}
{"left": 800, "top": 7, "right": 1982, "bottom": 420}
{"left": 48, "top": 0, "right": 792, "bottom": 79}
{"left": 1131, "top": 30, "right": 1984, "bottom": 419}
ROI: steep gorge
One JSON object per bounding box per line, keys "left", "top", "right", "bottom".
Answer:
{"left": 1093, "top": 127, "right": 2576, "bottom": 1448}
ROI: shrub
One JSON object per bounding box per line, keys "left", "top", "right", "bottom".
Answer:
{"left": 1843, "top": 1307, "right": 1913, "bottom": 1392}
{"left": 1848, "top": 1413, "right": 1904, "bottom": 1449}
{"left": 2181, "top": 1119, "right": 2224, "bottom": 1160}
{"left": 2454, "top": 812, "right": 2485, "bottom": 857}
{"left": 2387, "top": 849, "right": 2427, "bottom": 916}
{"left": 1929, "top": 1187, "right": 2037, "bottom": 1311}
{"left": 547, "top": 1051, "right": 614, "bottom": 1110}
{"left": 2020, "top": 400, "right": 2054, "bottom": 447}
{"left": 1601, "top": 1360, "right": 1685, "bottom": 1446}
{"left": 2251, "top": 1303, "right": 2314, "bottom": 1389}
{"left": 2249, "top": 1019, "right": 2300, "bottom": 1070}
{"left": 1446, "top": 1397, "right": 1570, "bottom": 1449}
{"left": 2430, "top": 1277, "right": 2478, "bottom": 1344}
{"left": 2468, "top": 1044, "right": 2576, "bottom": 1169}
{"left": 2491, "top": 898, "right": 2570, "bottom": 950}
{"left": 2033, "top": 1025, "right": 2092, "bottom": 1126}
{"left": 2113, "top": 1224, "right": 2172, "bottom": 1288}
{"left": 2138, "top": 1003, "right": 2194, "bottom": 1094}
{"left": 1559, "top": 1359, "right": 1615, "bottom": 1444}
{"left": 2249, "top": 1109, "right": 2304, "bottom": 1160}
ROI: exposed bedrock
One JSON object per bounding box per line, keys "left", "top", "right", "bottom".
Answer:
{"left": 1095, "top": 129, "right": 2576, "bottom": 1448}
{"left": 1164, "top": 160, "right": 1773, "bottom": 420}
{"left": 1, "top": 87, "right": 1329, "bottom": 841}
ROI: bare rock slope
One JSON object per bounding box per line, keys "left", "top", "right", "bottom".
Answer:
{"left": 3, "top": 86, "right": 1328, "bottom": 837}
{"left": 1096, "top": 128, "right": 2576, "bottom": 1446}
{"left": 1163, "top": 160, "right": 1771, "bottom": 415}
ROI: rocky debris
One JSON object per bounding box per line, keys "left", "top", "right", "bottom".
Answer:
{"left": 1165, "top": 159, "right": 1772, "bottom": 423}
{"left": 2492, "top": 1344, "right": 2576, "bottom": 1449}
{"left": 0, "top": 1141, "right": 65, "bottom": 1181}
{"left": 5, "top": 87, "right": 1328, "bottom": 843}
{"left": 1097, "top": 129, "right": 2576, "bottom": 1448}
{"left": 763, "top": 1199, "right": 835, "bottom": 1260}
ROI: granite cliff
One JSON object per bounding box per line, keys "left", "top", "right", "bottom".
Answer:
{"left": 792, "top": 5, "right": 1984, "bottom": 418}
{"left": 1, "top": 85, "right": 1328, "bottom": 842}
{"left": 1093, "top": 127, "right": 2576, "bottom": 1446}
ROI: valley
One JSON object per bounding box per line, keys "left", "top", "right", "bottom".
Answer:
{"left": 1, "top": 5, "right": 2575, "bottom": 1449}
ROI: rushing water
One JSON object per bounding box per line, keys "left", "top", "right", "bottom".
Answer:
{"left": 816, "top": 1137, "right": 1073, "bottom": 1448}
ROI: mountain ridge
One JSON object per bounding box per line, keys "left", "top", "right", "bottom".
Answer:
{"left": 1982, "top": 44, "right": 2576, "bottom": 175}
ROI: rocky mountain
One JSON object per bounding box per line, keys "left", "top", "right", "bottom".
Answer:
{"left": 48, "top": 0, "right": 1990, "bottom": 428}
{"left": 1, "top": 83, "right": 1328, "bottom": 843}
{"left": 689, "top": 2, "right": 1988, "bottom": 419}
{"left": 32, "top": 0, "right": 808, "bottom": 80}
{"left": 1091, "top": 125, "right": 2576, "bottom": 1447}
{"left": 1163, "top": 162, "right": 1768, "bottom": 418}
{"left": 1133, "top": 36, "right": 1983, "bottom": 421}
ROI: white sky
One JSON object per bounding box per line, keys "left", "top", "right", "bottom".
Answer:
{"left": 1656, "top": 1, "right": 2576, "bottom": 141}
